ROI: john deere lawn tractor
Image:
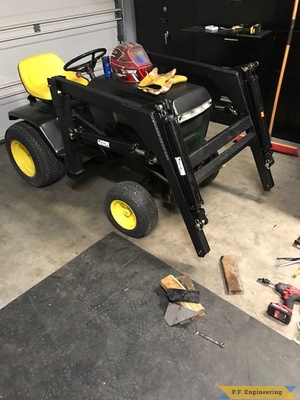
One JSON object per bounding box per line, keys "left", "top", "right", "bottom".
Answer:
{"left": 5, "top": 42, "right": 274, "bottom": 257}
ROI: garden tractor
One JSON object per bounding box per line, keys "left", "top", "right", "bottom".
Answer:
{"left": 5, "top": 43, "right": 274, "bottom": 257}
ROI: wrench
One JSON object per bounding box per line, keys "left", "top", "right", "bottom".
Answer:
{"left": 274, "top": 257, "right": 300, "bottom": 268}
{"left": 195, "top": 331, "right": 225, "bottom": 348}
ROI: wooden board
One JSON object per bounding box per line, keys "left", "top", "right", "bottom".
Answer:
{"left": 220, "top": 254, "right": 244, "bottom": 295}
{"left": 177, "top": 274, "right": 195, "bottom": 290}
{"left": 160, "top": 274, "right": 205, "bottom": 316}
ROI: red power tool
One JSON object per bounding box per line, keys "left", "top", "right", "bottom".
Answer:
{"left": 257, "top": 278, "right": 300, "bottom": 324}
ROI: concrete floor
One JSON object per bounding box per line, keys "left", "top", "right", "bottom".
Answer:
{"left": 0, "top": 122, "right": 299, "bottom": 341}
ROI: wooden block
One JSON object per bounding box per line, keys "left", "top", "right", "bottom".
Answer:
{"left": 160, "top": 275, "right": 205, "bottom": 316}
{"left": 220, "top": 254, "right": 244, "bottom": 295}
{"left": 177, "top": 274, "right": 195, "bottom": 290}
{"left": 161, "top": 274, "right": 186, "bottom": 290}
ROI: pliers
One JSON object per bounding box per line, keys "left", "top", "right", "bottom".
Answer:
{"left": 274, "top": 257, "right": 300, "bottom": 268}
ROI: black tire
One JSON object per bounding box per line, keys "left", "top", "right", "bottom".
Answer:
{"left": 5, "top": 121, "right": 65, "bottom": 187}
{"left": 104, "top": 181, "right": 158, "bottom": 238}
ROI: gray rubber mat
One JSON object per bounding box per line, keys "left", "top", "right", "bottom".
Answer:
{"left": 1, "top": 232, "right": 299, "bottom": 400}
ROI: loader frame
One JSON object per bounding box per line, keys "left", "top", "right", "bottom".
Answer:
{"left": 48, "top": 53, "right": 274, "bottom": 257}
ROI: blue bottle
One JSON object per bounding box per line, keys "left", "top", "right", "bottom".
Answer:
{"left": 102, "top": 56, "right": 112, "bottom": 78}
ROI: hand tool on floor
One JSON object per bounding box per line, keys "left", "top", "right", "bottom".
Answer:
{"left": 257, "top": 278, "right": 300, "bottom": 324}
{"left": 195, "top": 331, "right": 225, "bottom": 348}
{"left": 274, "top": 257, "right": 300, "bottom": 268}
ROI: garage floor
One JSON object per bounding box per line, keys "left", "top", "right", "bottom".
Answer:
{"left": 0, "top": 122, "right": 300, "bottom": 341}
{"left": 2, "top": 232, "right": 300, "bottom": 399}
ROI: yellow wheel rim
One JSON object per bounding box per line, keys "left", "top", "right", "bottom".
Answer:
{"left": 11, "top": 140, "right": 36, "bottom": 177}
{"left": 110, "top": 200, "right": 137, "bottom": 230}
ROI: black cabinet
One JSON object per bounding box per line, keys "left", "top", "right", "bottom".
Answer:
{"left": 134, "top": 0, "right": 195, "bottom": 59}
{"left": 184, "top": 27, "right": 273, "bottom": 68}
{"left": 134, "top": 0, "right": 165, "bottom": 54}
{"left": 183, "top": 27, "right": 275, "bottom": 125}
{"left": 134, "top": 0, "right": 300, "bottom": 143}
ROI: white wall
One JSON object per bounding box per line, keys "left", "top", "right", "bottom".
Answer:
{"left": 0, "top": 0, "right": 120, "bottom": 140}
{"left": 0, "top": 1, "right": 114, "bottom": 25}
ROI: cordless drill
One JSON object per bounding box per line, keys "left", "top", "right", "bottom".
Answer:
{"left": 257, "top": 278, "right": 300, "bottom": 325}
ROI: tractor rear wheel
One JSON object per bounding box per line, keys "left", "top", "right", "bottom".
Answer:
{"left": 5, "top": 121, "right": 65, "bottom": 187}
{"left": 104, "top": 181, "right": 158, "bottom": 238}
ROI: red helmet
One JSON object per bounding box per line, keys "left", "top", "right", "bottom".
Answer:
{"left": 110, "top": 42, "right": 153, "bottom": 82}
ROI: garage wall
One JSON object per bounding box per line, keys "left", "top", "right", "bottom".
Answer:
{"left": 0, "top": 0, "right": 121, "bottom": 140}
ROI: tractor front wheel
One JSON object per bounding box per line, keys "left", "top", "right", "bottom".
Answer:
{"left": 104, "top": 181, "right": 158, "bottom": 238}
{"left": 5, "top": 121, "right": 65, "bottom": 187}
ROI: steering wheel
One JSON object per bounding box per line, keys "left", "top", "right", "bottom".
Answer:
{"left": 64, "top": 48, "right": 107, "bottom": 79}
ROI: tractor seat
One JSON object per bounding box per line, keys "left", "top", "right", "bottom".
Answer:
{"left": 18, "top": 53, "right": 88, "bottom": 101}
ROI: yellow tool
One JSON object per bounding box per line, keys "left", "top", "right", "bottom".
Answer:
{"left": 293, "top": 267, "right": 300, "bottom": 278}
